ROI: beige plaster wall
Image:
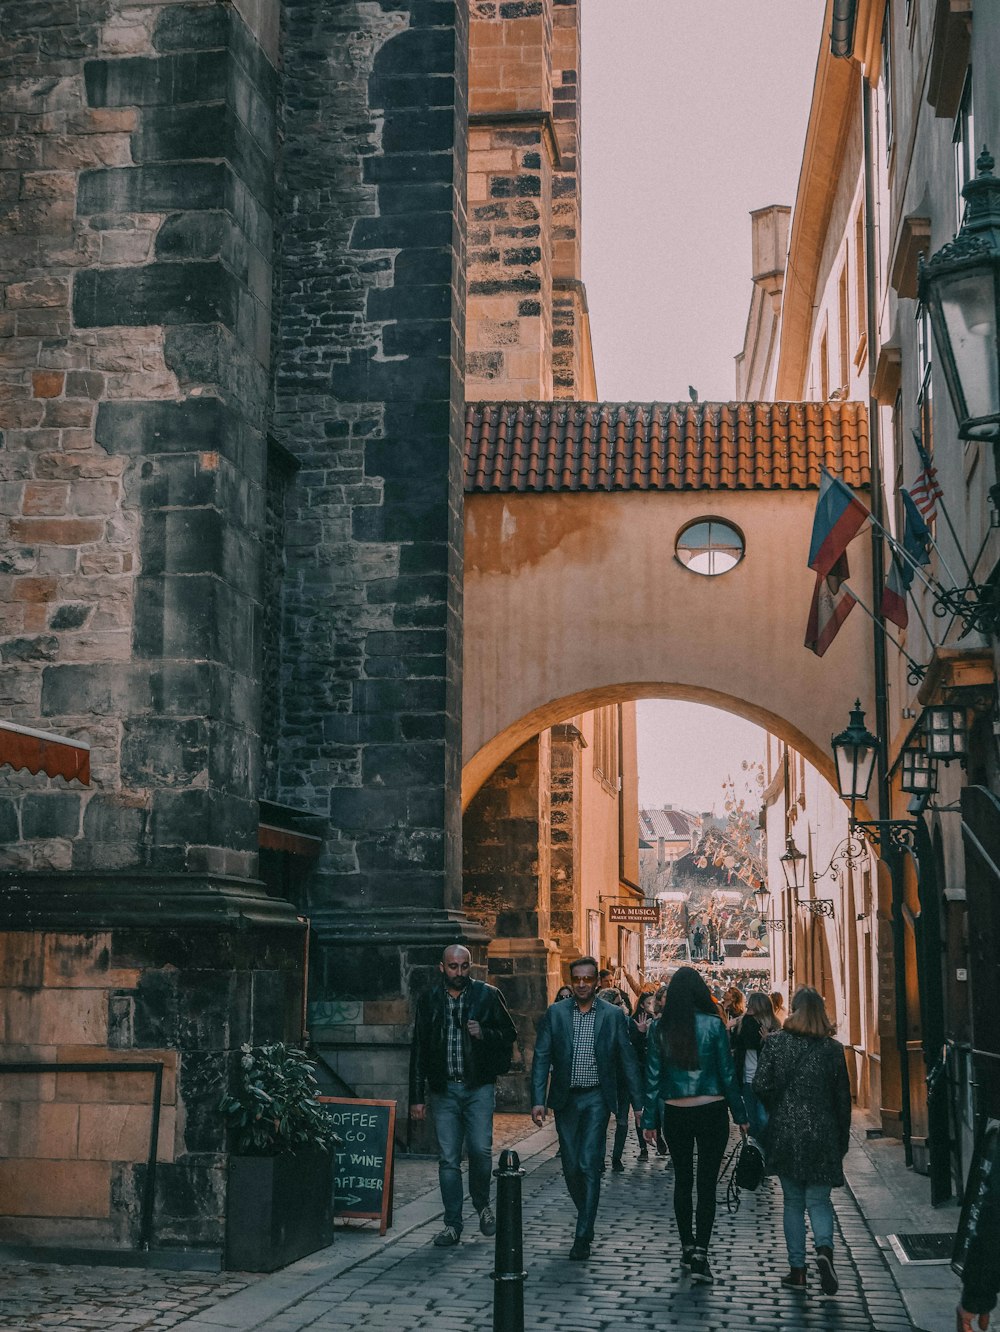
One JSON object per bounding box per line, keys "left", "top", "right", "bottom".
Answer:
{"left": 462, "top": 489, "right": 877, "bottom": 804}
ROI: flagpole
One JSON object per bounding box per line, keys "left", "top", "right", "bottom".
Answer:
{"left": 843, "top": 582, "right": 927, "bottom": 680}
{"left": 911, "top": 430, "right": 977, "bottom": 584}
{"left": 864, "top": 503, "right": 954, "bottom": 601}
{"left": 906, "top": 583, "right": 939, "bottom": 649}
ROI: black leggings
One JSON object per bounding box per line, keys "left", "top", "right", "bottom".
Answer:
{"left": 661, "top": 1100, "right": 730, "bottom": 1249}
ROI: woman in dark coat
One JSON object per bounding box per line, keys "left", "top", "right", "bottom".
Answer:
{"left": 752, "top": 986, "right": 851, "bottom": 1296}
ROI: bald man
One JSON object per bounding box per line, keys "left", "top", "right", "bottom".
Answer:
{"left": 409, "top": 944, "right": 517, "bottom": 1247}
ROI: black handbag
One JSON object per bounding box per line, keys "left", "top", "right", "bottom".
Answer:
{"left": 734, "top": 1135, "right": 766, "bottom": 1191}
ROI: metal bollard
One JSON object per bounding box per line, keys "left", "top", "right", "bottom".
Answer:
{"left": 492, "top": 1148, "right": 526, "bottom": 1332}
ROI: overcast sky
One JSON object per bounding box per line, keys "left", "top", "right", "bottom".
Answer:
{"left": 580, "top": 1, "right": 824, "bottom": 810}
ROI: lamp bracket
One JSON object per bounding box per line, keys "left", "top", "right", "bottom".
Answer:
{"left": 811, "top": 832, "right": 868, "bottom": 883}
{"left": 929, "top": 583, "right": 1000, "bottom": 639}
{"left": 762, "top": 919, "right": 788, "bottom": 932}
{"left": 798, "top": 898, "right": 836, "bottom": 918}
{"left": 851, "top": 818, "right": 920, "bottom": 854}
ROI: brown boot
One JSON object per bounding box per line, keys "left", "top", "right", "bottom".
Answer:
{"left": 780, "top": 1267, "right": 808, "bottom": 1290}
{"left": 816, "top": 1246, "right": 838, "bottom": 1295}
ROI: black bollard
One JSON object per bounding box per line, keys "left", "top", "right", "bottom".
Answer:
{"left": 492, "top": 1148, "right": 526, "bottom": 1332}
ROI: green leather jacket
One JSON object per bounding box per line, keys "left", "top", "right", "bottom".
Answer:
{"left": 642, "top": 1012, "right": 748, "bottom": 1127}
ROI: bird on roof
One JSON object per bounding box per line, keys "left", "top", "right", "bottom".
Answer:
{"left": 688, "top": 386, "right": 699, "bottom": 403}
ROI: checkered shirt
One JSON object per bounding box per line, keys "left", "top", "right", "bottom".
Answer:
{"left": 570, "top": 1002, "right": 600, "bottom": 1088}
{"left": 445, "top": 986, "right": 471, "bottom": 1080}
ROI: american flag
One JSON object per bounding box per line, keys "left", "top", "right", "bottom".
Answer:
{"left": 908, "top": 461, "right": 943, "bottom": 522}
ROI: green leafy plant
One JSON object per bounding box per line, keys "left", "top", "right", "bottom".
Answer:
{"left": 220, "top": 1043, "right": 340, "bottom": 1156}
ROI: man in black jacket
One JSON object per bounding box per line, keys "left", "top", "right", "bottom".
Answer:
{"left": 409, "top": 944, "right": 517, "bottom": 1248}
{"left": 957, "top": 1134, "right": 1000, "bottom": 1331}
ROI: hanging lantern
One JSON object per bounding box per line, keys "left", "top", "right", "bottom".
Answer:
{"left": 779, "top": 836, "right": 807, "bottom": 895}
{"left": 923, "top": 703, "right": 968, "bottom": 762}
{"left": 900, "top": 742, "right": 939, "bottom": 795}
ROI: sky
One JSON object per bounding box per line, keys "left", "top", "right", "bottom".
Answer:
{"left": 580, "top": 1, "right": 823, "bottom": 810}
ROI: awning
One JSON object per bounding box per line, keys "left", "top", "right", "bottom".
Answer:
{"left": 0, "top": 719, "right": 91, "bottom": 784}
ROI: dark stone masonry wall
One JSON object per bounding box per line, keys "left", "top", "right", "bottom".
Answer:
{"left": 271, "top": 0, "right": 483, "bottom": 1105}
{"left": 0, "top": 0, "right": 303, "bottom": 1253}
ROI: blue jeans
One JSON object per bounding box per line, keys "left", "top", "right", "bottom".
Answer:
{"left": 429, "top": 1081, "right": 495, "bottom": 1231}
{"left": 742, "top": 1083, "right": 768, "bottom": 1140}
{"left": 554, "top": 1088, "right": 610, "bottom": 1241}
{"left": 780, "top": 1176, "right": 834, "bottom": 1266}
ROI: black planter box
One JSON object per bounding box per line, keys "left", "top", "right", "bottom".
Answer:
{"left": 225, "top": 1148, "right": 334, "bottom": 1271}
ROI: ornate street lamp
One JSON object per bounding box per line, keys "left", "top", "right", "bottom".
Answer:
{"left": 779, "top": 836, "right": 807, "bottom": 896}
{"left": 922, "top": 703, "right": 968, "bottom": 763}
{"left": 919, "top": 147, "right": 1000, "bottom": 443}
{"left": 831, "top": 703, "right": 920, "bottom": 853}
{"left": 752, "top": 881, "right": 770, "bottom": 918}
{"left": 831, "top": 700, "right": 879, "bottom": 807}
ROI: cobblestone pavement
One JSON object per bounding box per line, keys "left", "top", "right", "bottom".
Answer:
{"left": 0, "top": 1118, "right": 920, "bottom": 1332}
{"left": 0, "top": 1267, "right": 257, "bottom": 1332}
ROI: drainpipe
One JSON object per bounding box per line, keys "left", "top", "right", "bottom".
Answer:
{"left": 830, "top": 0, "right": 858, "bottom": 59}
{"left": 858, "top": 60, "right": 914, "bottom": 1165}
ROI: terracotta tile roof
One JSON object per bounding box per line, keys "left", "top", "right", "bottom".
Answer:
{"left": 465, "top": 400, "right": 870, "bottom": 493}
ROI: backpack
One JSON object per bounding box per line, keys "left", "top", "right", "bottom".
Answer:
{"left": 734, "top": 1135, "right": 767, "bottom": 1191}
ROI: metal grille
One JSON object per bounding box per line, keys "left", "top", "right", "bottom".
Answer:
{"left": 888, "top": 1232, "right": 955, "bottom": 1264}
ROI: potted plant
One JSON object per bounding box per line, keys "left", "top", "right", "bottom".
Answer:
{"left": 220, "top": 1042, "right": 340, "bottom": 1271}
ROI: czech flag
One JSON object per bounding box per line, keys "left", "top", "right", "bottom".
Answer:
{"left": 808, "top": 468, "right": 871, "bottom": 577}
{"left": 805, "top": 552, "right": 857, "bottom": 656}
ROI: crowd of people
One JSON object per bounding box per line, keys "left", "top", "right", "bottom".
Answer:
{"left": 409, "top": 946, "right": 997, "bottom": 1325}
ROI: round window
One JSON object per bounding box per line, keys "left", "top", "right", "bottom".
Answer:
{"left": 675, "top": 519, "right": 745, "bottom": 576}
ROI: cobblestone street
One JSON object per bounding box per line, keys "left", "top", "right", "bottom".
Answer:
{"left": 0, "top": 1118, "right": 923, "bottom": 1332}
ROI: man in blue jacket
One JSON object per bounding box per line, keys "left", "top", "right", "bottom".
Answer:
{"left": 530, "top": 955, "right": 643, "bottom": 1260}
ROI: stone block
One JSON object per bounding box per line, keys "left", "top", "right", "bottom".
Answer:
{"left": 4, "top": 277, "right": 69, "bottom": 309}
{"left": 9, "top": 518, "right": 104, "bottom": 545}
{"left": 18, "top": 1101, "right": 80, "bottom": 1159}
{"left": 20, "top": 791, "right": 81, "bottom": 840}
{"left": 94, "top": 396, "right": 224, "bottom": 456}
{"left": 0, "top": 934, "right": 44, "bottom": 987}
{"left": 84, "top": 51, "right": 227, "bottom": 109}
{"left": 54, "top": 1046, "right": 177, "bottom": 1106}
{"left": 23, "top": 481, "right": 69, "bottom": 515}
{"left": 73, "top": 261, "right": 237, "bottom": 329}
{"left": 42, "top": 933, "right": 140, "bottom": 991}
{"left": 31, "top": 371, "right": 64, "bottom": 398}
{"left": 77, "top": 1101, "right": 175, "bottom": 1162}
{"left": 77, "top": 161, "right": 225, "bottom": 214}
{"left": 0, "top": 1159, "right": 111, "bottom": 1217}
{"left": 6, "top": 987, "right": 108, "bottom": 1047}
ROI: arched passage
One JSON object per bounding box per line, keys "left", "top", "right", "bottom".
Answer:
{"left": 463, "top": 680, "right": 844, "bottom": 811}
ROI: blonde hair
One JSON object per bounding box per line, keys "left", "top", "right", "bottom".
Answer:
{"left": 783, "top": 986, "right": 836, "bottom": 1038}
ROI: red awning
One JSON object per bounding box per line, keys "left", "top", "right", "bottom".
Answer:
{"left": 0, "top": 720, "right": 91, "bottom": 784}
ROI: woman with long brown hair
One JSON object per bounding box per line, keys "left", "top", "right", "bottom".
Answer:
{"left": 731, "top": 989, "right": 780, "bottom": 1138}
{"left": 642, "top": 966, "right": 748, "bottom": 1284}
{"left": 752, "top": 986, "right": 851, "bottom": 1296}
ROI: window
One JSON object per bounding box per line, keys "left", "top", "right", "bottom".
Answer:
{"left": 593, "top": 705, "right": 619, "bottom": 791}
{"left": 916, "top": 305, "right": 935, "bottom": 524}
{"left": 953, "top": 71, "right": 975, "bottom": 230}
{"left": 820, "top": 327, "right": 830, "bottom": 401}
{"left": 675, "top": 518, "right": 745, "bottom": 576}
{"left": 838, "top": 262, "right": 850, "bottom": 391}
{"left": 881, "top": 7, "right": 894, "bottom": 159}
{"left": 854, "top": 205, "right": 867, "bottom": 352}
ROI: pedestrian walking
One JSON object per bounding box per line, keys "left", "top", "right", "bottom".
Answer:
{"left": 770, "top": 990, "right": 786, "bottom": 1024}
{"left": 723, "top": 986, "right": 746, "bottom": 1023}
{"left": 642, "top": 965, "right": 749, "bottom": 1284}
{"left": 692, "top": 925, "right": 705, "bottom": 960}
{"left": 408, "top": 944, "right": 517, "bottom": 1248}
{"left": 731, "top": 990, "right": 779, "bottom": 1139}
{"left": 599, "top": 987, "right": 632, "bottom": 1172}
{"left": 752, "top": 985, "right": 851, "bottom": 1295}
{"left": 555, "top": 984, "right": 573, "bottom": 1002}
{"left": 531, "top": 955, "right": 643, "bottom": 1261}
{"left": 957, "top": 1132, "right": 1000, "bottom": 1330}
{"left": 631, "top": 992, "right": 667, "bottom": 1159}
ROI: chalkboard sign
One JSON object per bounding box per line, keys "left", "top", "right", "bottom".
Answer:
{"left": 317, "top": 1097, "right": 396, "bottom": 1235}
{"left": 952, "top": 1116, "right": 1000, "bottom": 1276}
